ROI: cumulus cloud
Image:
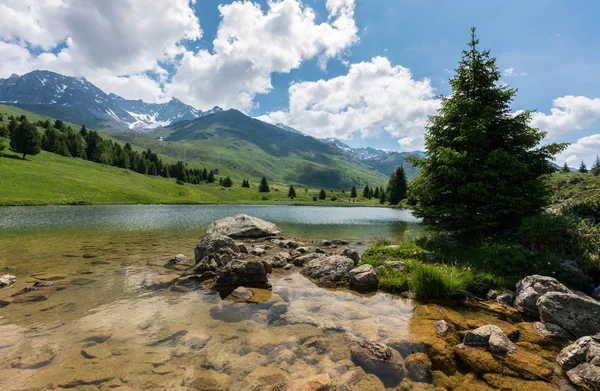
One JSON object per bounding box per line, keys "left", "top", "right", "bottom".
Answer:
{"left": 502, "top": 67, "right": 527, "bottom": 77}
{"left": 259, "top": 56, "right": 439, "bottom": 151}
{"left": 558, "top": 133, "right": 600, "bottom": 166}
{"left": 0, "top": 0, "right": 201, "bottom": 102}
{"left": 530, "top": 95, "right": 600, "bottom": 139}
{"left": 166, "top": 0, "right": 359, "bottom": 110}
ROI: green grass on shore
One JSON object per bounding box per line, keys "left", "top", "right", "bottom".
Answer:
{"left": 0, "top": 150, "right": 385, "bottom": 206}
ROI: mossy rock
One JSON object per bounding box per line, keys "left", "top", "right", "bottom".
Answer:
{"left": 482, "top": 374, "right": 557, "bottom": 390}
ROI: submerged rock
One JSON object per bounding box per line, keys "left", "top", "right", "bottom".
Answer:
{"left": 513, "top": 275, "right": 571, "bottom": 318}
{"left": 349, "top": 264, "right": 379, "bottom": 290}
{"left": 537, "top": 291, "right": 600, "bottom": 338}
{"left": 194, "top": 234, "right": 240, "bottom": 263}
{"left": 169, "top": 254, "right": 189, "bottom": 264}
{"left": 350, "top": 340, "right": 407, "bottom": 385}
{"left": 206, "top": 214, "right": 281, "bottom": 239}
{"left": 301, "top": 255, "right": 354, "bottom": 284}
{"left": 229, "top": 286, "right": 254, "bottom": 301}
{"left": 0, "top": 274, "right": 16, "bottom": 288}
{"left": 214, "top": 260, "right": 270, "bottom": 287}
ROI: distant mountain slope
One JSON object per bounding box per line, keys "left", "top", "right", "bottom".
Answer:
{"left": 0, "top": 70, "right": 220, "bottom": 130}
{"left": 115, "top": 109, "right": 389, "bottom": 189}
{"left": 321, "top": 138, "right": 423, "bottom": 179}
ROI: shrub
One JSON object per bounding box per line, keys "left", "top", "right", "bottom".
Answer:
{"left": 572, "top": 219, "right": 600, "bottom": 272}
{"left": 479, "top": 242, "right": 562, "bottom": 278}
{"left": 563, "top": 195, "right": 600, "bottom": 222}
{"left": 410, "top": 263, "right": 469, "bottom": 299}
{"left": 515, "top": 212, "right": 576, "bottom": 255}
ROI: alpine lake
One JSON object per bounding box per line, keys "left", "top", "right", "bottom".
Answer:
{"left": 0, "top": 205, "right": 572, "bottom": 390}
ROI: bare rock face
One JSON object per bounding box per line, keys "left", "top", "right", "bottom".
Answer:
{"left": 214, "top": 260, "right": 270, "bottom": 288}
{"left": 350, "top": 340, "right": 407, "bottom": 385}
{"left": 194, "top": 234, "right": 240, "bottom": 263}
{"left": 0, "top": 274, "right": 16, "bottom": 288}
{"left": 537, "top": 291, "right": 600, "bottom": 338}
{"left": 513, "top": 275, "right": 571, "bottom": 318}
{"left": 556, "top": 336, "right": 600, "bottom": 389}
{"left": 301, "top": 255, "right": 354, "bottom": 284}
{"left": 206, "top": 214, "right": 282, "bottom": 239}
{"left": 349, "top": 264, "right": 379, "bottom": 290}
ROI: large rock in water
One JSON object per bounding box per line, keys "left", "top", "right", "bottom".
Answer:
{"left": 513, "top": 275, "right": 571, "bottom": 318}
{"left": 206, "top": 214, "right": 281, "bottom": 239}
{"left": 194, "top": 234, "right": 239, "bottom": 263}
{"left": 350, "top": 341, "right": 407, "bottom": 385}
{"left": 556, "top": 336, "right": 600, "bottom": 389}
{"left": 301, "top": 255, "right": 354, "bottom": 284}
{"left": 537, "top": 292, "right": 600, "bottom": 338}
{"left": 214, "top": 260, "right": 270, "bottom": 287}
{"left": 349, "top": 264, "right": 379, "bottom": 290}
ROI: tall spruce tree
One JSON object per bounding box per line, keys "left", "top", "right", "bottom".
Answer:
{"left": 207, "top": 170, "right": 215, "bottom": 183}
{"left": 579, "top": 160, "right": 588, "bottom": 173}
{"left": 350, "top": 185, "right": 357, "bottom": 198}
{"left": 408, "top": 28, "right": 567, "bottom": 235}
{"left": 258, "top": 177, "right": 270, "bottom": 192}
{"left": 378, "top": 188, "right": 387, "bottom": 204}
{"left": 319, "top": 189, "right": 327, "bottom": 200}
{"left": 362, "top": 185, "right": 370, "bottom": 199}
{"left": 387, "top": 165, "right": 408, "bottom": 205}
{"left": 10, "top": 118, "right": 41, "bottom": 159}
{"left": 222, "top": 176, "right": 233, "bottom": 187}
{"left": 591, "top": 156, "right": 600, "bottom": 176}
{"left": 561, "top": 162, "right": 570, "bottom": 173}
{"left": 374, "top": 186, "right": 380, "bottom": 199}
{"left": 288, "top": 185, "right": 296, "bottom": 199}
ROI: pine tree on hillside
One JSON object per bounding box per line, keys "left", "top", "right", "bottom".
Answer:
{"left": 288, "top": 185, "right": 296, "bottom": 199}
{"left": 561, "top": 162, "right": 570, "bottom": 173}
{"left": 579, "top": 160, "right": 588, "bottom": 173}
{"left": 362, "top": 185, "right": 370, "bottom": 199}
{"left": 138, "top": 158, "right": 148, "bottom": 175}
{"left": 379, "top": 188, "right": 387, "bottom": 204}
{"left": 207, "top": 170, "right": 215, "bottom": 183}
{"left": 258, "top": 177, "right": 270, "bottom": 192}
{"left": 219, "top": 177, "right": 223, "bottom": 185}
{"left": 202, "top": 168, "right": 208, "bottom": 181}
{"left": 387, "top": 165, "right": 408, "bottom": 205}
{"left": 10, "top": 118, "right": 41, "bottom": 159}
{"left": 591, "top": 156, "right": 600, "bottom": 177}
{"left": 222, "top": 176, "right": 233, "bottom": 187}
{"left": 0, "top": 138, "right": 6, "bottom": 152}
{"left": 408, "top": 28, "right": 567, "bottom": 235}
{"left": 319, "top": 189, "right": 327, "bottom": 200}
{"left": 374, "top": 187, "right": 380, "bottom": 199}
{"left": 368, "top": 187, "right": 374, "bottom": 199}
{"left": 350, "top": 185, "right": 357, "bottom": 198}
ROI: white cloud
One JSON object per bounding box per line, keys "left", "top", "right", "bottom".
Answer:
{"left": 503, "top": 67, "right": 527, "bottom": 77}
{"left": 0, "top": 0, "right": 201, "bottom": 102}
{"left": 558, "top": 133, "right": 600, "bottom": 166}
{"left": 531, "top": 95, "right": 600, "bottom": 139}
{"left": 166, "top": 0, "right": 359, "bottom": 111}
{"left": 258, "top": 56, "right": 439, "bottom": 150}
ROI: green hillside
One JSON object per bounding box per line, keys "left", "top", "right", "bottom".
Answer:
{"left": 116, "top": 109, "right": 389, "bottom": 189}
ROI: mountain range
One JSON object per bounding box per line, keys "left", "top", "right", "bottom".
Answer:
{"left": 0, "top": 70, "right": 422, "bottom": 184}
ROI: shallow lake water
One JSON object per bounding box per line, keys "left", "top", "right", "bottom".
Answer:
{"left": 0, "top": 205, "right": 424, "bottom": 390}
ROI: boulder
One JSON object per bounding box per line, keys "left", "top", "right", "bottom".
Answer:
{"left": 194, "top": 234, "right": 239, "bottom": 263}
{"left": 337, "top": 247, "right": 360, "bottom": 265}
{"left": 250, "top": 247, "right": 266, "bottom": 256}
{"left": 301, "top": 255, "right": 354, "bottom": 284}
{"left": 386, "top": 261, "right": 405, "bottom": 272}
{"left": 513, "top": 275, "right": 571, "bottom": 318}
{"left": 0, "top": 274, "right": 16, "bottom": 288}
{"left": 537, "top": 291, "right": 600, "bottom": 338}
{"left": 279, "top": 240, "right": 303, "bottom": 249}
{"left": 350, "top": 341, "right": 407, "bottom": 385}
{"left": 229, "top": 287, "right": 254, "bottom": 301}
{"left": 485, "top": 290, "right": 497, "bottom": 300}
{"left": 463, "top": 325, "right": 516, "bottom": 355}
{"left": 533, "top": 322, "right": 571, "bottom": 339}
{"left": 556, "top": 336, "right": 600, "bottom": 389}
{"left": 206, "top": 214, "right": 281, "bottom": 239}
{"left": 293, "top": 253, "right": 325, "bottom": 267}
{"left": 194, "top": 257, "right": 219, "bottom": 273}
{"left": 495, "top": 290, "right": 515, "bottom": 305}
{"left": 561, "top": 259, "right": 595, "bottom": 293}
{"left": 214, "top": 260, "right": 270, "bottom": 287}
{"left": 349, "top": 264, "right": 379, "bottom": 290}
{"left": 270, "top": 253, "right": 290, "bottom": 268}
{"left": 296, "top": 246, "right": 310, "bottom": 254}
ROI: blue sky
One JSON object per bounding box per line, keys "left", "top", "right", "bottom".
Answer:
{"left": 1, "top": 0, "right": 599, "bottom": 164}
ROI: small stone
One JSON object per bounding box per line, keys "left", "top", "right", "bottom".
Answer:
{"left": 0, "top": 274, "right": 16, "bottom": 288}
{"left": 284, "top": 264, "right": 293, "bottom": 270}
{"left": 230, "top": 287, "right": 254, "bottom": 301}
{"left": 237, "top": 243, "right": 248, "bottom": 254}
{"left": 251, "top": 247, "right": 267, "bottom": 256}
{"left": 486, "top": 290, "right": 497, "bottom": 300}
{"left": 496, "top": 290, "right": 515, "bottom": 304}
{"left": 434, "top": 320, "right": 451, "bottom": 337}
{"left": 169, "top": 254, "right": 189, "bottom": 264}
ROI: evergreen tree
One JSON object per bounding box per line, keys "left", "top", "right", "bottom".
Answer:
{"left": 369, "top": 188, "right": 374, "bottom": 199}
{"left": 319, "top": 189, "right": 327, "bottom": 200}
{"left": 0, "top": 123, "right": 8, "bottom": 138}
{"left": 350, "top": 185, "right": 357, "bottom": 198}
{"left": 207, "top": 170, "right": 215, "bottom": 183}
{"left": 362, "top": 185, "right": 370, "bottom": 199}
{"left": 387, "top": 165, "right": 408, "bottom": 205}
{"left": 288, "top": 185, "right": 296, "bottom": 199}
{"left": 0, "top": 138, "right": 6, "bottom": 152}
{"left": 561, "top": 162, "right": 570, "bottom": 173}
{"left": 138, "top": 158, "right": 148, "bottom": 175}
{"left": 258, "top": 177, "right": 270, "bottom": 192}
{"left": 591, "top": 156, "right": 600, "bottom": 177}
{"left": 379, "top": 188, "right": 387, "bottom": 204}
{"left": 148, "top": 162, "right": 157, "bottom": 176}
{"left": 164, "top": 166, "right": 171, "bottom": 179}
{"left": 222, "top": 176, "right": 233, "bottom": 187}
{"left": 202, "top": 168, "right": 208, "bottom": 181}
{"left": 10, "top": 118, "right": 41, "bottom": 159}
{"left": 579, "top": 160, "right": 588, "bottom": 173}
{"left": 408, "top": 28, "right": 567, "bottom": 235}
{"left": 374, "top": 187, "right": 380, "bottom": 199}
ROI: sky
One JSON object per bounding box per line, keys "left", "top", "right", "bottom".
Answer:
{"left": 1, "top": 0, "right": 599, "bottom": 166}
